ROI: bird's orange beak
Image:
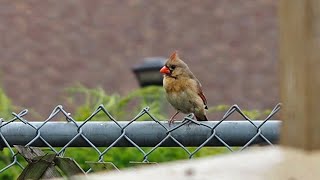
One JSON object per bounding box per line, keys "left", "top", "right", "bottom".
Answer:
{"left": 160, "top": 66, "right": 170, "bottom": 75}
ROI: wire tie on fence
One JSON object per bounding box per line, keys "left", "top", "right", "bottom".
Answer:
{"left": 182, "top": 116, "right": 200, "bottom": 126}
{"left": 143, "top": 107, "right": 150, "bottom": 112}
{"left": 12, "top": 113, "right": 27, "bottom": 124}
{"left": 16, "top": 109, "right": 29, "bottom": 118}
{"left": 66, "top": 113, "right": 72, "bottom": 122}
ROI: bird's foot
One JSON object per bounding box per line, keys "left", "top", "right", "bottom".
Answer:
{"left": 181, "top": 118, "right": 192, "bottom": 127}
{"left": 168, "top": 111, "right": 179, "bottom": 127}
{"left": 186, "top": 120, "right": 193, "bottom": 127}
{"left": 168, "top": 119, "right": 175, "bottom": 127}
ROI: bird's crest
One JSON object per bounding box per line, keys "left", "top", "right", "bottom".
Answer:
{"left": 169, "top": 51, "right": 179, "bottom": 61}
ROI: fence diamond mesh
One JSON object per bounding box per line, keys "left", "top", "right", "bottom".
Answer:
{"left": 0, "top": 103, "right": 281, "bottom": 174}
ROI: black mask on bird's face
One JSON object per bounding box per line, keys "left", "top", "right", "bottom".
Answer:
{"left": 160, "top": 64, "right": 177, "bottom": 75}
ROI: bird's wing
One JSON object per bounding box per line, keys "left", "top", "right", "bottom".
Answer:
{"left": 195, "top": 80, "right": 208, "bottom": 109}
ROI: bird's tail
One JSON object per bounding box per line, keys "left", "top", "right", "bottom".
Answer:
{"left": 195, "top": 114, "right": 208, "bottom": 121}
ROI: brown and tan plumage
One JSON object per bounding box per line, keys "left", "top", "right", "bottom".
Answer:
{"left": 160, "top": 51, "right": 208, "bottom": 125}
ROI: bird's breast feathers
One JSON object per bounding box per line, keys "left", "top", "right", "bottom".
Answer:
{"left": 163, "top": 76, "right": 189, "bottom": 92}
{"left": 163, "top": 77, "right": 203, "bottom": 114}
{"left": 166, "top": 91, "right": 194, "bottom": 114}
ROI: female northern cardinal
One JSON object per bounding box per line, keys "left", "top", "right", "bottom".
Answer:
{"left": 160, "top": 51, "right": 208, "bottom": 125}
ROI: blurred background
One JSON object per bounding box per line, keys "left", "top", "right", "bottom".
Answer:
{"left": 0, "top": 1, "right": 280, "bottom": 178}
{"left": 0, "top": 0, "right": 278, "bottom": 119}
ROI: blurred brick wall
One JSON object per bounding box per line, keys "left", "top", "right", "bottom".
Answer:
{"left": 0, "top": 0, "right": 278, "bottom": 118}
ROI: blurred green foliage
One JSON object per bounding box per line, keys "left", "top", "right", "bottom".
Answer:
{"left": 0, "top": 87, "right": 13, "bottom": 120}
{"left": 0, "top": 84, "right": 272, "bottom": 178}
{"left": 66, "top": 84, "right": 167, "bottom": 121}
{"left": 207, "top": 104, "right": 272, "bottom": 120}
{"left": 0, "top": 86, "right": 25, "bottom": 180}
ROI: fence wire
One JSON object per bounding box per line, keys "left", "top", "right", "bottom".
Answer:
{"left": 0, "top": 103, "right": 281, "bottom": 174}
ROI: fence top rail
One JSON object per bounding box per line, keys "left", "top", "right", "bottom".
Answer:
{"left": 0, "top": 120, "right": 281, "bottom": 148}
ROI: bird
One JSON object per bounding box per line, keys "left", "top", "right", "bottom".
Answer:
{"left": 160, "top": 51, "right": 208, "bottom": 125}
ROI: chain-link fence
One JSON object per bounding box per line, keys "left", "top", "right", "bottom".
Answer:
{"left": 0, "top": 103, "right": 281, "bottom": 175}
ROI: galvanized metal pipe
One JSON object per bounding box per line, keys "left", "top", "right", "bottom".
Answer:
{"left": 0, "top": 121, "right": 280, "bottom": 147}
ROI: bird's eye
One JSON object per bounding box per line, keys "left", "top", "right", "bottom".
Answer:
{"left": 171, "top": 65, "right": 176, "bottom": 70}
